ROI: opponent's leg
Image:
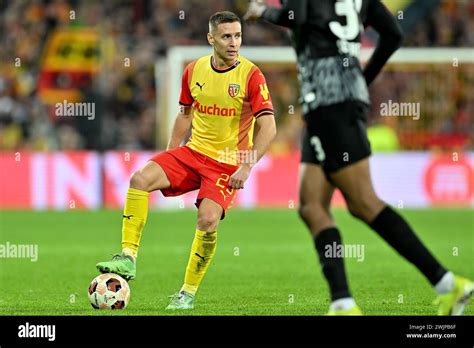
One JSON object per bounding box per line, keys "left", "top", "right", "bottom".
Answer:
{"left": 166, "top": 198, "right": 222, "bottom": 310}
{"left": 330, "top": 158, "right": 473, "bottom": 314}
{"left": 299, "top": 163, "right": 361, "bottom": 315}
{"left": 96, "top": 161, "right": 171, "bottom": 280}
{"left": 298, "top": 163, "right": 335, "bottom": 233}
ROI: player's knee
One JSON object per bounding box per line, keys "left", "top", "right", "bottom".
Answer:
{"left": 197, "top": 210, "right": 221, "bottom": 231}
{"left": 347, "top": 195, "right": 382, "bottom": 222}
{"left": 298, "top": 203, "right": 329, "bottom": 227}
{"left": 347, "top": 201, "right": 365, "bottom": 221}
{"left": 298, "top": 204, "right": 312, "bottom": 223}
{"left": 129, "top": 170, "right": 151, "bottom": 191}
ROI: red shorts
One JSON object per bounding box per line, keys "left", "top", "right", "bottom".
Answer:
{"left": 150, "top": 146, "right": 238, "bottom": 218}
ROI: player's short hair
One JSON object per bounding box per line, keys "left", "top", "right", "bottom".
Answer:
{"left": 209, "top": 11, "right": 241, "bottom": 33}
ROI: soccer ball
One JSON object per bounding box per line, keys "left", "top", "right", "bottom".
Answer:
{"left": 88, "top": 273, "right": 130, "bottom": 309}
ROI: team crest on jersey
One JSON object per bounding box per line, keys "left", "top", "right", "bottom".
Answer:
{"left": 228, "top": 84, "right": 240, "bottom": 97}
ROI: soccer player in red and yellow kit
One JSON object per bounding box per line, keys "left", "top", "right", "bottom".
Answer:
{"left": 96, "top": 11, "right": 276, "bottom": 310}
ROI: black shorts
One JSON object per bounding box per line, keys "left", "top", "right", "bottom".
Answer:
{"left": 301, "top": 101, "right": 371, "bottom": 174}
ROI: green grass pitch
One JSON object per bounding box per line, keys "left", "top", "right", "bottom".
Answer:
{"left": 0, "top": 208, "right": 472, "bottom": 316}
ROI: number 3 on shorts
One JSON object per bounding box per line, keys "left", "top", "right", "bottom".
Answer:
{"left": 310, "top": 136, "right": 326, "bottom": 162}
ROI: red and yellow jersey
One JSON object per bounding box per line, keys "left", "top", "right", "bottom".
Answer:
{"left": 179, "top": 55, "right": 274, "bottom": 165}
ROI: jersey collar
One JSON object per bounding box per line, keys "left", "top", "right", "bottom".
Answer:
{"left": 210, "top": 56, "right": 240, "bottom": 73}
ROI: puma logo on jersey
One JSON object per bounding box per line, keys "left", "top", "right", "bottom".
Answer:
{"left": 196, "top": 82, "right": 205, "bottom": 91}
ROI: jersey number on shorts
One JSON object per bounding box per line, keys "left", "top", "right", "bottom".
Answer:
{"left": 216, "top": 174, "right": 234, "bottom": 201}
{"left": 310, "top": 136, "right": 326, "bottom": 162}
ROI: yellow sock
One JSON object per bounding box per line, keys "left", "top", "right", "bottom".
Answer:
{"left": 121, "top": 188, "right": 149, "bottom": 259}
{"left": 181, "top": 229, "right": 217, "bottom": 295}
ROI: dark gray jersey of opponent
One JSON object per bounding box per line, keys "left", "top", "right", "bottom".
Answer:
{"left": 262, "top": 0, "right": 403, "bottom": 114}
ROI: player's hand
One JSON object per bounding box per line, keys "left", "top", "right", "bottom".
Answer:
{"left": 243, "top": 1, "right": 266, "bottom": 22}
{"left": 229, "top": 164, "right": 252, "bottom": 189}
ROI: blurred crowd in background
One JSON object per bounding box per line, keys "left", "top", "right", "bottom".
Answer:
{"left": 0, "top": 0, "right": 473, "bottom": 152}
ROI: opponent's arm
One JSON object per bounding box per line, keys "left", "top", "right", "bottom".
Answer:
{"left": 244, "top": 0, "right": 307, "bottom": 28}
{"left": 166, "top": 105, "right": 193, "bottom": 150}
{"left": 229, "top": 114, "right": 276, "bottom": 189}
{"left": 363, "top": 0, "right": 404, "bottom": 85}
